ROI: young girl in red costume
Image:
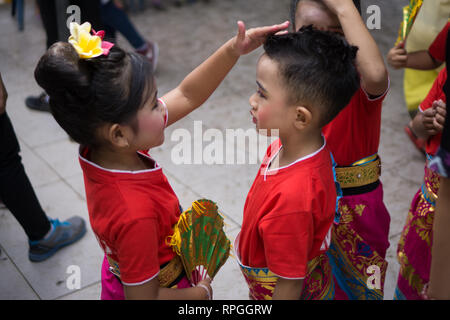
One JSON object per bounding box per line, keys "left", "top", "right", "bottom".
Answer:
{"left": 34, "top": 20, "right": 289, "bottom": 300}
{"left": 291, "top": 0, "right": 390, "bottom": 299}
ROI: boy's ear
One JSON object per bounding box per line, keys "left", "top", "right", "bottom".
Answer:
{"left": 108, "top": 124, "right": 130, "bottom": 148}
{"left": 294, "top": 106, "right": 313, "bottom": 130}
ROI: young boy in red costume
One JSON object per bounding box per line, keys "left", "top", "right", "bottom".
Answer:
{"left": 236, "top": 27, "right": 360, "bottom": 300}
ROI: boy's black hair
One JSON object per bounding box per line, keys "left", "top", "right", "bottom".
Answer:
{"left": 290, "top": 0, "right": 361, "bottom": 31}
{"left": 34, "top": 42, "right": 153, "bottom": 148}
{"left": 263, "top": 26, "right": 360, "bottom": 127}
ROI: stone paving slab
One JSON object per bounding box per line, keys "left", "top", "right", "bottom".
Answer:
{"left": 0, "top": 0, "right": 424, "bottom": 300}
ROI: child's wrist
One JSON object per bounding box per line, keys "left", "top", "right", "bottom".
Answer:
{"left": 196, "top": 283, "right": 212, "bottom": 300}
{"left": 334, "top": 2, "right": 360, "bottom": 20}
{"left": 227, "top": 38, "right": 241, "bottom": 60}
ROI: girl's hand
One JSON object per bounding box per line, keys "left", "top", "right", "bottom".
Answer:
{"left": 387, "top": 42, "right": 408, "bottom": 69}
{"left": 0, "top": 73, "right": 7, "bottom": 115}
{"left": 196, "top": 278, "right": 213, "bottom": 300}
{"left": 422, "top": 107, "right": 439, "bottom": 136}
{"left": 231, "top": 20, "right": 290, "bottom": 57}
{"left": 321, "top": 0, "right": 355, "bottom": 15}
{"left": 433, "top": 99, "right": 447, "bottom": 133}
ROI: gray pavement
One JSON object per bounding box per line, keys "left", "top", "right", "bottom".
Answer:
{"left": 0, "top": 0, "right": 422, "bottom": 300}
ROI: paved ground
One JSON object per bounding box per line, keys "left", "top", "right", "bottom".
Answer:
{"left": 0, "top": 0, "right": 424, "bottom": 300}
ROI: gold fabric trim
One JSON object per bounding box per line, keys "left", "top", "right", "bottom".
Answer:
{"left": 335, "top": 158, "right": 381, "bottom": 189}
{"left": 158, "top": 255, "right": 185, "bottom": 288}
{"left": 107, "top": 255, "right": 184, "bottom": 288}
{"left": 421, "top": 167, "right": 440, "bottom": 204}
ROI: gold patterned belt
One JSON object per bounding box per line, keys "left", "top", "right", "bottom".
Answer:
{"left": 107, "top": 254, "right": 185, "bottom": 288}
{"left": 420, "top": 161, "right": 441, "bottom": 206}
{"left": 335, "top": 156, "right": 381, "bottom": 189}
{"left": 421, "top": 182, "right": 438, "bottom": 206}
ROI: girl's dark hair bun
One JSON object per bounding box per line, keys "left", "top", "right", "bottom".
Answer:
{"left": 35, "top": 42, "right": 93, "bottom": 108}
{"left": 34, "top": 41, "right": 153, "bottom": 147}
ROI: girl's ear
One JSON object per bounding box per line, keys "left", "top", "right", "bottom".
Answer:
{"left": 293, "top": 106, "right": 313, "bottom": 130}
{"left": 108, "top": 124, "right": 130, "bottom": 148}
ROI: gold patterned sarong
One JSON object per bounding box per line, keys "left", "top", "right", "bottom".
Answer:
{"left": 235, "top": 236, "right": 334, "bottom": 300}
{"left": 107, "top": 255, "right": 185, "bottom": 288}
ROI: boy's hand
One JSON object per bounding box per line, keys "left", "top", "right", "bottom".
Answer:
{"left": 422, "top": 107, "right": 439, "bottom": 136}
{"left": 387, "top": 42, "right": 408, "bottom": 69}
{"left": 0, "top": 73, "right": 7, "bottom": 115}
{"left": 433, "top": 99, "right": 447, "bottom": 133}
{"left": 231, "top": 20, "right": 290, "bottom": 56}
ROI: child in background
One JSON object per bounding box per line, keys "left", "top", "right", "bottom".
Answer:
{"left": 427, "top": 33, "right": 450, "bottom": 299}
{"left": 387, "top": 0, "right": 449, "bottom": 117}
{"left": 291, "top": 0, "right": 390, "bottom": 299}
{"left": 387, "top": 21, "right": 449, "bottom": 152}
{"left": 236, "top": 27, "right": 360, "bottom": 300}
{"left": 34, "top": 20, "right": 289, "bottom": 300}
{"left": 394, "top": 28, "right": 448, "bottom": 300}
{"left": 388, "top": 21, "right": 448, "bottom": 71}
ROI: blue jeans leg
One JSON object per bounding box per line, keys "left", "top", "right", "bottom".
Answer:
{"left": 100, "top": 1, "right": 146, "bottom": 49}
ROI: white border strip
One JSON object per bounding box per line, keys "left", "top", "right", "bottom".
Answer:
{"left": 265, "top": 139, "right": 326, "bottom": 174}
{"left": 121, "top": 271, "right": 160, "bottom": 286}
{"left": 158, "top": 98, "right": 169, "bottom": 128}
{"left": 362, "top": 77, "right": 391, "bottom": 102}
{"left": 79, "top": 151, "right": 161, "bottom": 174}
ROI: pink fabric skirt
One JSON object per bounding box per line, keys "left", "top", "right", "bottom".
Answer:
{"left": 327, "top": 182, "right": 391, "bottom": 300}
{"left": 394, "top": 166, "right": 440, "bottom": 300}
{"left": 100, "top": 255, "right": 191, "bottom": 300}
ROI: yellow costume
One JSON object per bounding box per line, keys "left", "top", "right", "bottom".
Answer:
{"left": 402, "top": 0, "right": 449, "bottom": 117}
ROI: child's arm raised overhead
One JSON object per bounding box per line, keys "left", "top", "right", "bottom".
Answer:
{"left": 322, "top": 0, "right": 389, "bottom": 97}
{"left": 161, "top": 21, "right": 290, "bottom": 126}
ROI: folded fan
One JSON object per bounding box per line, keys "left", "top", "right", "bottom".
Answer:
{"left": 167, "top": 199, "right": 231, "bottom": 285}
{"left": 395, "top": 0, "right": 423, "bottom": 45}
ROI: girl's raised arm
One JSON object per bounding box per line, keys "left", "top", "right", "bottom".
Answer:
{"left": 323, "top": 0, "right": 389, "bottom": 97}
{"left": 161, "top": 21, "right": 289, "bottom": 127}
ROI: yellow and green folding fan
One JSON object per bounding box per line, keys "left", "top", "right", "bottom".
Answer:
{"left": 167, "top": 199, "right": 231, "bottom": 285}
{"left": 395, "top": 0, "right": 423, "bottom": 45}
